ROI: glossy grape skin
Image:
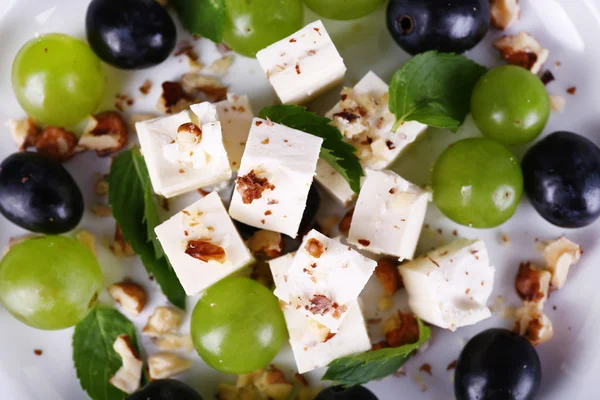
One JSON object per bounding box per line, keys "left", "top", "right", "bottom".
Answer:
{"left": 315, "top": 385, "right": 378, "bottom": 400}
{"left": 304, "top": 0, "right": 385, "bottom": 20}
{"left": 432, "top": 138, "right": 523, "bottom": 228}
{"left": 86, "top": 0, "right": 177, "bottom": 69}
{"left": 190, "top": 277, "right": 287, "bottom": 374}
{"left": 386, "top": 0, "right": 490, "bottom": 55}
{"left": 0, "top": 152, "right": 84, "bottom": 234}
{"left": 223, "top": 0, "right": 304, "bottom": 58}
{"left": 455, "top": 329, "right": 541, "bottom": 400}
{"left": 471, "top": 66, "right": 550, "bottom": 145}
{"left": 12, "top": 34, "right": 105, "bottom": 126}
{"left": 127, "top": 379, "right": 203, "bottom": 400}
{"left": 0, "top": 236, "right": 103, "bottom": 330}
{"left": 522, "top": 131, "right": 600, "bottom": 228}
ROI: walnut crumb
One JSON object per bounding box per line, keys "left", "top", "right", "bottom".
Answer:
{"left": 305, "top": 238, "right": 325, "bottom": 258}
{"left": 236, "top": 170, "right": 275, "bottom": 204}
{"left": 358, "top": 239, "right": 371, "bottom": 247}
{"left": 185, "top": 240, "right": 226, "bottom": 263}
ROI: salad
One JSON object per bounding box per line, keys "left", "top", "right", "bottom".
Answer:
{"left": 0, "top": 0, "right": 597, "bottom": 399}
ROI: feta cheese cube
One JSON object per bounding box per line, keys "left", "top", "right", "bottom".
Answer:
{"left": 229, "top": 118, "right": 323, "bottom": 238}
{"left": 214, "top": 94, "right": 254, "bottom": 171}
{"left": 273, "top": 229, "right": 377, "bottom": 332}
{"left": 399, "top": 239, "right": 495, "bottom": 331}
{"left": 348, "top": 169, "right": 430, "bottom": 260}
{"left": 269, "top": 254, "right": 371, "bottom": 373}
{"left": 155, "top": 192, "right": 253, "bottom": 295}
{"left": 136, "top": 102, "right": 232, "bottom": 198}
{"left": 315, "top": 71, "right": 428, "bottom": 205}
{"left": 256, "top": 20, "right": 346, "bottom": 105}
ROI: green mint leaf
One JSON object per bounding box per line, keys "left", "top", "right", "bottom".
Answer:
{"left": 73, "top": 307, "right": 142, "bottom": 400}
{"left": 258, "top": 105, "right": 364, "bottom": 193}
{"left": 389, "top": 51, "right": 487, "bottom": 132}
{"left": 108, "top": 149, "right": 186, "bottom": 309}
{"left": 171, "top": 0, "right": 226, "bottom": 43}
{"left": 322, "top": 318, "right": 431, "bottom": 386}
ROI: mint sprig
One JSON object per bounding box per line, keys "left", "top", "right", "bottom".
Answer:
{"left": 322, "top": 318, "right": 431, "bottom": 386}
{"left": 73, "top": 307, "right": 142, "bottom": 400}
{"left": 259, "top": 105, "right": 364, "bottom": 193}
{"left": 171, "top": 0, "right": 226, "bottom": 43}
{"left": 389, "top": 51, "right": 487, "bottom": 132}
{"left": 108, "top": 149, "right": 186, "bottom": 309}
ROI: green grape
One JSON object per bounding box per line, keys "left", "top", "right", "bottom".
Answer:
{"left": 432, "top": 138, "right": 523, "bottom": 228}
{"left": 191, "top": 277, "right": 287, "bottom": 374}
{"left": 223, "top": 0, "right": 304, "bottom": 58}
{"left": 12, "top": 33, "right": 105, "bottom": 126}
{"left": 304, "top": 0, "right": 385, "bottom": 20}
{"left": 471, "top": 65, "right": 549, "bottom": 145}
{"left": 0, "top": 236, "right": 103, "bottom": 330}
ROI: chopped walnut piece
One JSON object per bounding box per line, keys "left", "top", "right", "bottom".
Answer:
{"left": 76, "top": 230, "right": 97, "bottom": 256}
{"left": 566, "top": 86, "right": 577, "bottom": 95}
{"left": 111, "top": 225, "right": 135, "bottom": 257}
{"left": 254, "top": 367, "right": 294, "bottom": 400}
{"left": 94, "top": 175, "right": 109, "bottom": 196}
{"left": 490, "top": 0, "right": 520, "bottom": 30}
{"left": 208, "top": 55, "right": 234, "bottom": 74}
{"left": 139, "top": 79, "right": 152, "bottom": 95}
{"left": 378, "top": 294, "right": 393, "bottom": 311}
{"left": 91, "top": 203, "right": 112, "bottom": 217}
{"left": 338, "top": 208, "right": 354, "bottom": 237}
{"left": 79, "top": 111, "right": 129, "bottom": 157}
{"left": 185, "top": 240, "right": 227, "bottom": 263}
{"left": 180, "top": 73, "right": 228, "bottom": 102}
{"left": 247, "top": 230, "right": 284, "bottom": 259}
{"left": 236, "top": 170, "right": 275, "bottom": 204}
{"left": 383, "top": 312, "right": 420, "bottom": 348}
{"left": 153, "top": 333, "right": 194, "bottom": 352}
{"left": 157, "top": 81, "right": 195, "bottom": 114}
{"left": 148, "top": 353, "right": 192, "bottom": 380}
{"left": 493, "top": 32, "right": 549, "bottom": 74}
{"left": 107, "top": 281, "right": 147, "bottom": 316}
{"left": 514, "top": 262, "right": 551, "bottom": 306}
{"left": 308, "top": 295, "right": 333, "bottom": 315}
{"left": 514, "top": 303, "right": 554, "bottom": 345}
{"left": 5, "top": 118, "right": 40, "bottom": 150}
{"left": 109, "top": 335, "right": 143, "bottom": 394}
{"left": 236, "top": 369, "right": 265, "bottom": 388}
{"left": 35, "top": 126, "right": 78, "bottom": 163}
{"left": 376, "top": 258, "right": 402, "bottom": 294}
{"left": 543, "top": 236, "right": 582, "bottom": 289}
{"left": 143, "top": 306, "right": 183, "bottom": 337}
{"left": 305, "top": 238, "right": 325, "bottom": 258}
{"left": 549, "top": 94, "right": 566, "bottom": 112}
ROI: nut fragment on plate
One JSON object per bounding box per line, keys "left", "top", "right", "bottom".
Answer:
{"left": 94, "top": 174, "right": 109, "bottom": 196}
{"left": 157, "top": 81, "right": 195, "bottom": 114}
{"left": 76, "top": 230, "right": 97, "bottom": 256}
{"left": 143, "top": 306, "right": 183, "bottom": 337}
{"left": 382, "top": 311, "right": 420, "bottom": 348}
{"left": 148, "top": 353, "right": 192, "bottom": 380}
{"left": 254, "top": 367, "right": 294, "bottom": 400}
{"left": 338, "top": 208, "right": 354, "bottom": 237}
{"left": 36, "top": 126, "right": 78, "bottom": 163}
{"left": 153, "top": 333, "right": 194, "bottom": 352}
{"left": 490, "top": 0, "right": 520, "bottom": 30}
{"left": 109, "top": 335, "right": 143, "bottom": 394}
{"left": 5, "top": 118, "right": 40, "bottom": 150}
{"left": 375, "top": 257, "right": 402, "bottom": 295}
{"left": 514, "top": 302, "right": 554, "bottom": 345}
{"left": 208, "top": 55, "right": 234, "bottom": 74}
{"left": 549, "top": 94, "right": 566, "bottom": 112}
{"left": 246, "top": 230, "right": 284, "bottom": 259}
{"left": 493, "top": 32, "right": 549, "bottom": 74}
{"left": 107, "top": 281, "right": 147, "bottom": 316}
{"left": 78, "top": 111, "right": 129, "bottom": 156}
{"left": 514, "top": 262, "right": 551, "bottom": 306}
{"left": 543, "top": 236, "right": 582, "bottom": 289}
{"left": 180, "top": 73, "right": 228, "bottom": 103}
{"left": 111, "top": 225, "right": 135, "bottom": 257}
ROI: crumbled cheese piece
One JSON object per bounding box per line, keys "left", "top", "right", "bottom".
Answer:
{"left": 155, "top": 192, "right": 254, "bottom": 295}
{"left": 348, "top": 169, "right": 430, "bottom": 260}
{"left": 272, "top": 230, "right": 377, "bottom": 331}
{"left": 229, "top": 118, "right": 323, "bottom": 238}
{"left": 214, "top": 93, "right": 254, "bottom": 171}
{"left": 399, "top": 239, "right": 495, "bottom": 331}
{"left": 494, "top": 32, "right": 549, "bottom": 74}
{"left": 542, "top": 236, "right": 582, "bottom": 289}
{"left": 256, "top": 20, "right": 346, "bottom": 105}
{"left": 136, "top": 102, "right": 232, "bottom": 198}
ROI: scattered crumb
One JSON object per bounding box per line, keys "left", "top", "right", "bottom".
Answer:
{"left": 500, "top": 233, "right": 510, "bottom": 246}
{"left": 411, "top": 372, "right": 428, "bottom": 392}
{"left": 394, "top": 366, "right": 407, "bottom": 377}
{"left": 549, "top": 94, "right": 566, "bottom": 112}
{"left": 553, "top": 305, "right": 557, "bottom": 310}
{"left": 447, "top": 360, "right": 457, "bottom": 370}
{"left": 139, "top": 80, "right": 152, "bottom": 95}
{"left": 115, "top": 93, "right": 134, "bottom": 111}
{"left": 174, "top": 40, "right": 199, "bottom": 62}
{"left": 449, "top": 370, "right": 455, "bottom": 383}
{"left": 452, "top": 229, "right": 458, "bottom": 236}
{"left": 34, "top": 349, "right": 43, "bottom": 356}
{"left": 208, "top": 55, "right": 233, "bottom": 74}
{"left": 94, "top": 174, "right": 109, "bottom": 196}
{"left": 566, "top": 86, "right": 577, "bottom": 95}
{"left": 540, "top": 70, "right": 555, "bottom": 85}
{"left": 419, "top": 363, "right": 432, "bottom": 376}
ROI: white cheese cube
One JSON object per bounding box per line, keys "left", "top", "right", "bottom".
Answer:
{"left": 315, "top": 71, "right": 428, "bottom": 205}
{"left": 229, "top": 118, "right": 323, "bottom": 238}
{"left": 269, "top": 254, "right": 371, "bottom": 374}
{"left": 399, "top": 239, "right": 495, "bottom": 331}
{"left": 214, "top": 94, "right": 254, "bottom": 171}
{"left": 273, "top": 229, "right": 377, "bottom": 332}
{"left": 256, "top": 20, "right": 346, "bottom": 105}
{"left": 315, "top": 160, "right": 357, "bottom": 206}
{"left": 348, "top": 169, "right": 430, "bottom": 260}
{"left": 155, "top": 192, "right": 253, "bottom": 295}
{"left": 136, "top": 102, "right": 232, "bottom": 198}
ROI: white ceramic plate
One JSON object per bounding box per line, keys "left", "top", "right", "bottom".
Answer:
{"left": 1, "top": 1, "right": 600, "bottom": 399}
